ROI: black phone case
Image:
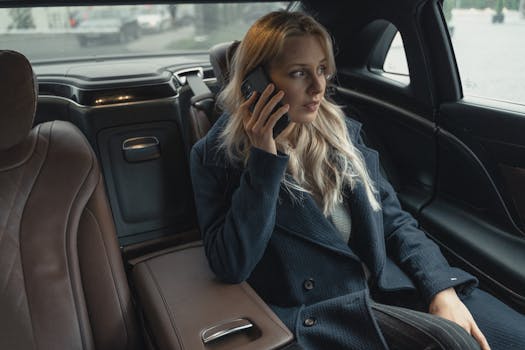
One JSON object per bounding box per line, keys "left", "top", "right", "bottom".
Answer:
{"left": 241, "top": 66, "right": 290, "bottom": 138}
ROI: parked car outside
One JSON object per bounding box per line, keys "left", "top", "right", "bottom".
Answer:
{"left": 136, "top": 5, "right": 172, "bottom": 33}
{"left": 76, "top": 7, "right": 140, "bottom": 46}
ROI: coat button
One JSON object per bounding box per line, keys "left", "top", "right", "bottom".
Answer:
{"left": 303, "top": 317, "right": 316, "bottom": 327}
{"left": 303, "top": 278, "right": 315, "bottom": 291}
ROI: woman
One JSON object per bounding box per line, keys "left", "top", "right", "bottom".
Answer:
{"left": 190, "top": 11, "right": 525, "bottom": 350}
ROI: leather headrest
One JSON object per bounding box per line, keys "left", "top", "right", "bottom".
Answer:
{"left": 209, "top": 41, "right": 240, "bottom": 87}
{"left": 0, "top": 50, "right": 37, "bottom": 150}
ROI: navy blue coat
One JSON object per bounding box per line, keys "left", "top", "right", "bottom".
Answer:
{"left": 190, "top": 114, "right": 478, "bottom": 350}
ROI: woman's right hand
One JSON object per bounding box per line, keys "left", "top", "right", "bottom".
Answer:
{"left": 241, "top": 84, "right": 289, "bottom": 155}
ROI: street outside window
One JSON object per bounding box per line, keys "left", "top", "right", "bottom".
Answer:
{"left": 0, "top": 3, "right": 290, "bottom": 61}
{"left": 383, "top": 0, "right": 525, "bottom": 107}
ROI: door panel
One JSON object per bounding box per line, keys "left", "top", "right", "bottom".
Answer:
{"left": 415, "top": 0, "right": 525, "bottom": 311}
{"left": 421, "top": 197, "right": 525, "bottom": 310}
{"left": 439, "top": 102, "right": 525, "bottom": 233}
{"left": 98, "top": 121, "right": 195, "bottom": 246}
{"left": 329, "top": 0, "right": 525, "bottom": 313}
{"left": 336, "top": 87, "right": 437, "bottom": 216}
{"left": 420, "top": 101, "right": 525, "bottom": 311}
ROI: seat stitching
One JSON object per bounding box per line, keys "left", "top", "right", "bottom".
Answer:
{"left": 2, "top": 157, "right": 27, "bottom": 241}
{"left": 19, "top": 123, "right": 48, "bottom": 350}
{"left": 59, "top": 121, "right": 97, "bottom": 350}
{"left": 84, "top": 202, "right": 131, "bottom": 348}
{"left": 0, "top": 245, "right": 18, "bottom": 296}
{"left": 145, "top": 261, "right": 186, "bottom": 349}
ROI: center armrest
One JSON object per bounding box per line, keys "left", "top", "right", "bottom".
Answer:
{"left": 131, "top": 241, "right": 293, "bottom": 350}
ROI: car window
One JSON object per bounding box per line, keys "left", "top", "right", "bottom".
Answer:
{"left": 0, "top": 2, "right": 293, "bottom": 62}
{"left": 443, "top": 0, "right": 525, "bottom": 106}
{"left": 382, "top": 2, "right": 525, "bottom": 107}
{"left": 383, "top": 31, "right": 410, "bottom": 83}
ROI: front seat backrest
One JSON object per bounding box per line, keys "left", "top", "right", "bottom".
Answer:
{"left": 188, "top": 41, "right": 240, "bottom": 144}
{"left": 0, "top": 50, "right": 141, "bottom": 350}
{"left": 209, "top": 40, "right": 240, "bottom": 88}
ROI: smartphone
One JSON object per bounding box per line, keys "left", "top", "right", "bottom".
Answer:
{"left": 241, "top": 66, "right": 290, "bottom": 138}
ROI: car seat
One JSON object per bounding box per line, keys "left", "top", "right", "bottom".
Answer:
{"left": 0, "top": 50, "right": 142, "bottom": 350}
{"left": 188, "top": 41, "right": 240, "bottom": 143}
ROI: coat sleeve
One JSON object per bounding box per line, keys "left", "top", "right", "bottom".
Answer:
{"left": 190, "top": 142, "right": 288, "bottom": 283}
{"left": 377, "top": 173, "right": 478, "bottom": 302}
{"left": 350, "top": 129, "right": 479, "bottom": 303}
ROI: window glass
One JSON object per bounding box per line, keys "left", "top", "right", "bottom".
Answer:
{"left": 0, "top": 3, "right": 291, "bottom": 62}
{"left": 382, "top": 31, "right": 411, "bottom": 85}
{"left": 443, "top": 0, "right": 525, "bottom": 105}
{"left": 383, "top": 31, "right": 409, "bottom": 76}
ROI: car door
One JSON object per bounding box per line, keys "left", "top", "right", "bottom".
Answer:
{"left": 309, "top": 0, "right": 525, "bottom": 313}
{"left": 419, "top": 0, "right": 525, "bottom": 312}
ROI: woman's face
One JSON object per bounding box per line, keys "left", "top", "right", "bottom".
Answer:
{"left": 269, "top": 34, "right": 328, "bottom": 124}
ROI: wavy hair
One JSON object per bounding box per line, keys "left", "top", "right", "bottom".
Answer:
{"left": 218, "top": 11, "right": 380, "bottom": 214}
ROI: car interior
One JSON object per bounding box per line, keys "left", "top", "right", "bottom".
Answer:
{"left": 1, "top": 0, "right": 524, "bottom": 349}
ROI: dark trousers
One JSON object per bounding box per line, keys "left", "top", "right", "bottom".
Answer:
{"left": 371, "top": 287, "right": 525, "bottom": 350}
{"left": 371, "top": 302, "right": 480, "bottom": 350}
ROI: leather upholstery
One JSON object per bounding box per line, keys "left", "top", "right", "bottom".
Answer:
{"left": 209, "top": 40, "right": 240, "bottom": 87}
{"left": 0, "top": 50, "right": 141, "bottom": 350}
{"left": 189, "top": 41, "right": 240, "bottom": 143}
{"left": 132, "top": 242, "right": 293, "bottom": 350}
{"left": 0, "top": 50, "right": 38, "bottom": 151}
{"left": 189, "top": 105, "right": 212, "bottom": 145}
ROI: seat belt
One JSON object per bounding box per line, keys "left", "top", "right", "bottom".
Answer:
{"left": 175, "top": 69, "right": 218, "bottom": 144}
{"left": 183, "top": 71, "right": 216, "bottom": 124}
{"left": 186, "top": 72, "right": 213, "bottom": 98}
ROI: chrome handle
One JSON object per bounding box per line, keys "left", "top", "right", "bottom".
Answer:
{"left": 201, "top": 318, "right": 253, "bottom": 344}
{"left": 122, "top": 136, "right": 160, "bottom": 162}
{"left": 122, "top": 136, "right": 159, "bottom": 150}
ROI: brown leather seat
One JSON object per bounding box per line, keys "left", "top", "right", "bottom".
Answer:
{"left": 0, "top": 50, "right": 142, "bottom": 350}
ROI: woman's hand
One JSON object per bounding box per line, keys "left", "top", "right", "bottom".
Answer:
{"left": 241, "top": 83, "right": 289, "bottom": 155}
{"left": 429, "top": 288, "right": 490, "bottom": 350}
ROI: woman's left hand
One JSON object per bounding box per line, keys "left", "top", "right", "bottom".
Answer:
{"left": 429, "top": 287, "right": 490, "bottom": 350}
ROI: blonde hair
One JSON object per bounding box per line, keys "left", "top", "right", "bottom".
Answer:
{"left": 218, "top": 11, "right": 380, "bottom": 215}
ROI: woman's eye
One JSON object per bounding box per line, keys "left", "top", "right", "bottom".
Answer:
{"left": 318, "top": 65, "right": 327, "bottom": 75}
{"left": 290, "top": 70, "right": 305, "bottom": 78}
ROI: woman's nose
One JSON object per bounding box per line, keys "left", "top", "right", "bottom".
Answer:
{"left": 308, "top": 74, "right": 324, "bottom": 95}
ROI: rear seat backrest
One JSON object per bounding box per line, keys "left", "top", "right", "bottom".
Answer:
{"left": 0, "top": 50, "right": 142, "bottom": 350}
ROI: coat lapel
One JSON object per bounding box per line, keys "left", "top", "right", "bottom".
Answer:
{"left": 206, "top": 114, "right": 387, "bottom": 276}
{"left": 273, "top": 143, "right": 387, "bottom": 278}
{"left": 275, "top": 181, "right": 361, "bottom": 262}
{"left": 347, "top": 144, "right": 386, "bottom": 279}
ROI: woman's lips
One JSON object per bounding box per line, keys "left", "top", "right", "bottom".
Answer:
{"left": 304, "top": 101, "right": 320, "bottom": 112}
